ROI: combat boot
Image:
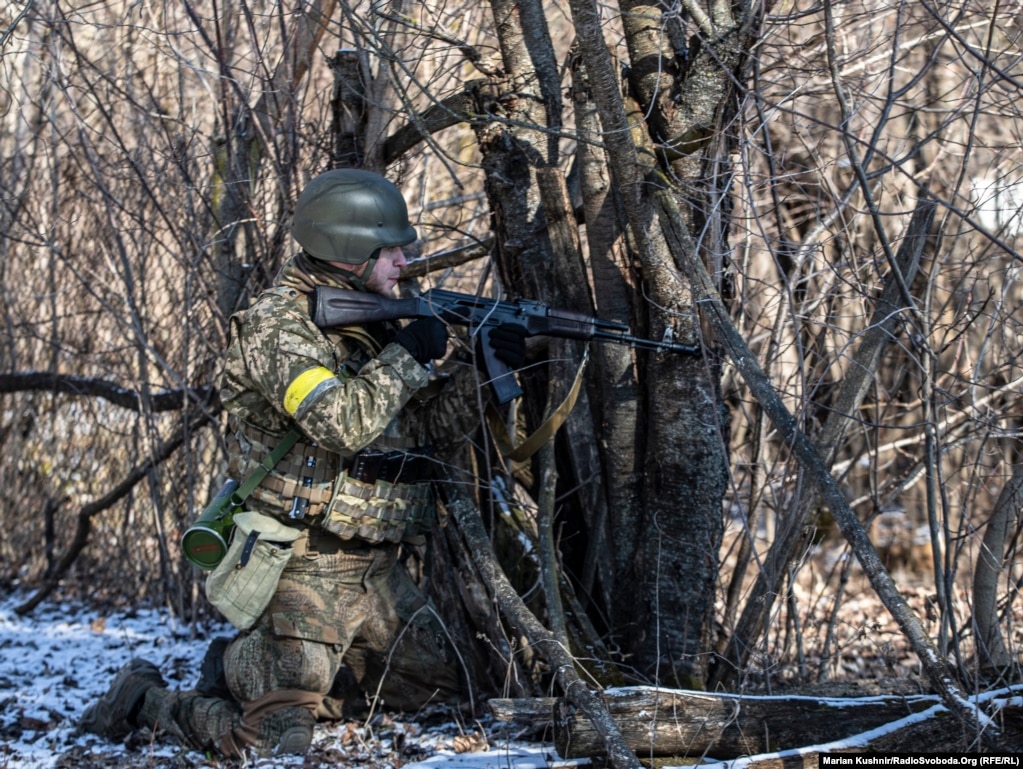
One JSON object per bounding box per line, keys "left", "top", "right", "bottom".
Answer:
{"left": 257, "top": 705, "right": 316, "bottom": 756}
{"left": 77, "top": 658, "right": 167, "bottom": 739}
{"left": 195, "top": 636, "right": 233, "bottom": 699}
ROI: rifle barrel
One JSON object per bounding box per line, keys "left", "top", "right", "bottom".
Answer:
{"left": 420, "top": 288, "right": 698, "bottom": 353}
{"left": 592, "top": 328, "right": 700, "bottom": 355}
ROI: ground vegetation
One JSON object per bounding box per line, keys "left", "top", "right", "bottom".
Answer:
{"left": 2, "top": 0, "right": 1022, "bottom": 761}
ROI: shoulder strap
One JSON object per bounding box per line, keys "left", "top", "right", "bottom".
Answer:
{"left": 486, "top": 351, "right": 589, "bottom": 462}
{"left": 330, "top": 324, "right": 385, "bottom": 356}
{"left": 230, "top": 428, "right": 302, "bottom": 505}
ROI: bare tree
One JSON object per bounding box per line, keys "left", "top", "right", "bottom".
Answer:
{"left": 2, "top": 0, "right": 1023, "bottom": 750}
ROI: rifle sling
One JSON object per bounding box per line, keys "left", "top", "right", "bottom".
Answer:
{"left": 487, "top": 350, "right": 588, "bottom": 462}
{"left": 230, "top": 428, "right": 303, "bottom": 507}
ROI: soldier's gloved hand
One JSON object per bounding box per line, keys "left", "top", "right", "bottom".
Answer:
{"left": 486, "top": 323, "right": 528, "bottom": 369}
{"left": 395, "top": 317, "right": 448, "bottom": 364}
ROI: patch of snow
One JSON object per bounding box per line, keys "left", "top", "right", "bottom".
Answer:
{"left": 0, "top": 591, "right": 578, "bottom": 769}
{"left": 410, "top": 747, "right": 587, "bottom": 769}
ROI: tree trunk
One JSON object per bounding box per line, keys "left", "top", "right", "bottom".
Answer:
{"left": 577, "top": 0, "right": 746, "bottom": 688}
{"left": 972, "top": 460, "right": 1023, "bottom": 673}
{"left": 567, "top": 50, "right": 642, "bottom": 609}
{"left": 626, "top": 353, "right": 727, "bottom": 688}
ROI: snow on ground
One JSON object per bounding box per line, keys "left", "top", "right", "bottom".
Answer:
{"left": 0, "top": 590, "right": 213, "bottom": 768}
{"left": 0, "top": 590, "right": 584, "bottom": 769}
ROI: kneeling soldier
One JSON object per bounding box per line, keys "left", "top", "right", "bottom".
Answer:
{"left": 78, "top": 168, "right": 526, "bottom": 757}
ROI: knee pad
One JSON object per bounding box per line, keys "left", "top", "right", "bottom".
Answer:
{"left": 225, "top": 624, "right": 335, "bottom": 702}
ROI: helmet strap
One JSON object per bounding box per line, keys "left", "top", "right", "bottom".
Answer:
{"left": 310, "top": 250, "right": 380, "bottom": 292}
{"left": 357, "top": 252, "right": 381, "bottom": 290}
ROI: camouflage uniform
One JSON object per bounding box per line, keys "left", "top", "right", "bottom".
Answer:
{"left": 137, "top": 254, "right": 484, "bottom": 756}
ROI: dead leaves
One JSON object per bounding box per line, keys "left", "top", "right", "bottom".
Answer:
{"left": 449, "top": 727, "right": 489, "bottom": 753}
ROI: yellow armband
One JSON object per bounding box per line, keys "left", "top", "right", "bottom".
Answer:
{"left": 283, "top": 366, "right": 337, "bottom": 416}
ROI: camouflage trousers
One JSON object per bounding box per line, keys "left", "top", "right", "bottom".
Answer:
{"left": 137, "top": 537, "right": 461, "bottom": 756}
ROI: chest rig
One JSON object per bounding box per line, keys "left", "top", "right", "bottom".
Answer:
{"left": 228, "top": 291, "right": 433, "bottom": 544}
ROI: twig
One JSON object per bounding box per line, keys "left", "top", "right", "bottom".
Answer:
{"left": 716, "top": 199, "right": 937, "bottom": 684}
{"left": 653, "top": 185, "right": 1002, "bottom": 748}
{"left": 15, "top": 407, "right": 217, "bottom": 615}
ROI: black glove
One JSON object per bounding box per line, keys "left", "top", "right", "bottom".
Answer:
{"left": 486, "top": 323, "right": 528, "bottom": 369}
{"left": 394, "top": 317, "right": 448, "bottom": 364}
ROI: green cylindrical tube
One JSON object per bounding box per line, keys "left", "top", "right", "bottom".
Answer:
{"left": 181, "top": 479, "right": 241, "bottom": 570}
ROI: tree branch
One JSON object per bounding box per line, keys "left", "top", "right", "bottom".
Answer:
{"left": 653, "top": 184, "right": 1001, "bottom": 748}
{"left": 0, "top": 372, "right": 214, "bottom": 413}
{"left": 14, "top": 406, "right": 218, "bottom": 615}
{"left": 439, "top": 470, "right": 644, "bottom": 769}
{"left": 383, "top": 83, "right": 494, "bottom": 164}
{"left": 399, "top": 237, "right": 494, "bottom": 279}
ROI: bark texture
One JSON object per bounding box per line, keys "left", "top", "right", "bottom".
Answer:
{"left": 490, "top": 687, "right": 1023, "bottom": 759}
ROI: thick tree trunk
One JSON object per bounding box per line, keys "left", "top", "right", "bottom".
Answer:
{"left": 626, "top": 354, "right": 727, "bottom": 687}
{"left": 594, "top": 0, "right": 742, "bottom": 689}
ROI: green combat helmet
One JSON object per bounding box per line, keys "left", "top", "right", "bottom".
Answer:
{"left": 292, "top": 168, "right": 417, "bottom": 288}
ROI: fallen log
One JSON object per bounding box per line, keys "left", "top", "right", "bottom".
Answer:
{"left": 558, "top": 688, "right": 940, "bottom": 758}
{"left": 493, "top": 686, "right": 1023, "bottom": 759}
{"left": 490, "top": 696, "right": 559, "bottom": 732}
{"left": 490, "top": 687, "right": 984, "bottom": 759}
{"left": 639, "top": 703, "right": 1021, "bottom": 768}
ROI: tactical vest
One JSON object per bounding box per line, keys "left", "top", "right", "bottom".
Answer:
{"left": 226, "top": 301, "right": 432, "bottom": 544}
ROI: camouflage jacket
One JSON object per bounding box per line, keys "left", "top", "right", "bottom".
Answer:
{"left": 219, "top": 254, "right": 484, "bottom": 530}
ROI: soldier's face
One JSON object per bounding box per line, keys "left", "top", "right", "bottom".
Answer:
{"left": 362, "top": 246, "right": 408, "bottom": 296}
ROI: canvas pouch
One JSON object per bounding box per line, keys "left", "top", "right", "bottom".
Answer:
{"left": 322, "top": 472, "right": 431, "bottom": 544}
{"left": 206, "top": 511, "right": 301, "bottom": 630}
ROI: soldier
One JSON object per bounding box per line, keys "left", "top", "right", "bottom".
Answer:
{"left": 78, "top": 168, "right": 527, "bottom": 757}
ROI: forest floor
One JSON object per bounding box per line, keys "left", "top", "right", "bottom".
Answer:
{"left": 1, "top": 549, "right": 1017, "bottom": 769}
{"left": 0, "top": 588, "right": 562, "bottom": 769}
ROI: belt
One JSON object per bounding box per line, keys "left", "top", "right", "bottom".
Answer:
{"left": 249, "top": 449, "right": 432, "bottom": 522}
{"left": 294, "top": 527, "right": 382, "bottom": 556}
{"left": 348, "top": 449, "right": 433, "bottom": 485}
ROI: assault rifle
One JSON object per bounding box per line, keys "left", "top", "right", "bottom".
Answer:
{"left": 312, "top": 286, "right": 700, "bottom": 404}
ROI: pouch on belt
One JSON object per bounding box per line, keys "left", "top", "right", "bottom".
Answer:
{"left": 206, "top": 511, "right": 302, "bottom": 630}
